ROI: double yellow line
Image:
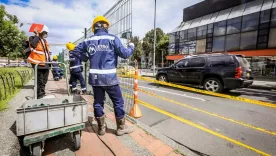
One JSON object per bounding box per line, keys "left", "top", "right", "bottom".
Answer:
{"left": 121, "top": 91, "right": 271, "bottom": 155}
{"left": 137, "top": 76, "right": 276, "bottom": 109}
{"left": 138, "top": 99, "right": 271, "bottom": 156}
{"left": 138, "top": 88, "right": 276, "bottom": 136}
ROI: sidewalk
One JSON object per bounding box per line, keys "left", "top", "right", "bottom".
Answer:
{"left": 43, "top": 76, "right": 184, "bottom": 156}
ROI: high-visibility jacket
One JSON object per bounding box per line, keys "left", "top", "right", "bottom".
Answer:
{"left": 73, "top": 29, "right": 134, "bottom": 86}
{"left": 27, "top": 37, "right": 50, "bottom": 66}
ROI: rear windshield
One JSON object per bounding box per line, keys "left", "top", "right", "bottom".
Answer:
{"left": 209, "top": 56, "right": 235, "bottom": 66}
{"left": 236, "top": 56, "right": 250, "bottom": 68}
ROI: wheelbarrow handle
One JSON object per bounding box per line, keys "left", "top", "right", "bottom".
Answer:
{"left": 34, "top": 62, "right": 70, "bottom": 100}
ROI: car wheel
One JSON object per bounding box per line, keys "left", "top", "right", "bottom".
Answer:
{"left": 204, "top": 78, "right": 223, "bottom": 93}
{"left": 158, "top": 74, "right": 168, "bottom": 82}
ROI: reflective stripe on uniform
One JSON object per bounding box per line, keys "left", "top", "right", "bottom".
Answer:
{"left": 82, "top": 88, "right": 86, "bottom": 90}
{"left": 28, "top": 57, "right": 41, "bottom": 63}
{"left": 70, "top": 65, "right": 83, "bottom": 69}
{"left": 33, "top": 50, "right": 44, "bottom": 55}
{"left": 90, "top": 69, "right": 116, "bottom": 74}
{"left": 87, "top": 35, "right": 115, "bottom": 41}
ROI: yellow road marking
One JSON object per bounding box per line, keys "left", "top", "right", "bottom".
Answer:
{"left": 138, "top": 88, "right": 276, "bottom": 136}
{"left": 137, "top": 76, "right": 276, "bottom": 109}
{"left": 137, "top": 99, "right": 271, "bottom": 156}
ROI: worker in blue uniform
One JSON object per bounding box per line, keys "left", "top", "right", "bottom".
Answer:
{"left": 73, "top": 16, "right": 135, "bottom": 136}
{"left": 52, "top": 55, "right": 61, "bottom": 81}
{"left": 66, "top": 42, "right": 87, "bottom": 94}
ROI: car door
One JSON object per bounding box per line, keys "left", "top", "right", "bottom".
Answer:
{"left": 167, "top": 59, "right": 189, "bottom": 83}
{"left": 185, "top": 57, "right": 205, "bottom": 84}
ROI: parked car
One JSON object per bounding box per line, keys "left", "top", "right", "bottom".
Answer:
{"left": 156, "top": 54, "right": 253, "bottom": 93}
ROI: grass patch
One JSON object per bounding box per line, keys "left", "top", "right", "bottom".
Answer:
{"left": 0, "top": 67, "right": 33, "bottom": 111}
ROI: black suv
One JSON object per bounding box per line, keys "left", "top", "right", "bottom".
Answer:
{"left": 156, "top": 54, "right": 253, "bottom": 93}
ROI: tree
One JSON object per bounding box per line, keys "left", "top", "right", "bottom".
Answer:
{"left": 157, "top": 34, "right": 169, "bottom": 65}
{"left": 130, "top": 36, "right": 142, "bottom": 62}
{"left": 0, "top": 5, "right": 27, "bottom": 60}
{"left": 142, "top": 28, "right": 168, "bottom": 66}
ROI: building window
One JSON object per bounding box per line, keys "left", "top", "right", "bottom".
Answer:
{"left": 188, "top": 28, "right": 197, "bottom": 41}
{"left": 214, "top": 21, "right": 226, "bottom": 36}
{"left": 259, "top": 9, "right": 271, "bottom": 29}
{"left": 242, "top": 12, "right": 259, "bottom": 32}
{"left": 196, "top": 39, "right": 206, "bottom": 53}
{"left": 207, "top": 24, "right": 214, "bottom": 34}
{"left": 183, "top": 41, "right": 196, "bottom": 55}
{"left": 212, "top": 36, "right": 225, "bottom": 52}
{"left": 268, "top": 28, "right": 276, "bottom": 48}
{"left": 168, "top": 44, "right": 175, "bottom": 55}
{"left": 189, "top": 58, "right": 205, "bottom": 67}
{"left": 257, "top": 29, "right": 269, "bottom": 49}
{"left": 227, "top": 17, "right": 241, "bottom": 34}
{"left": 169, "top": 33, "right": 175, "bottom": 44}
{"left": 197, "top": 25, "right": 207, "bottom": 39}
{"left": 179, "top": 42, "right": 187, "bottom": 54}
{"left": 271, "top": 8, "right": 276, "bottom": 27}
{"left": 226, "top": 34, "right": 240, "bottom": 51}
{"left": 240, "top": 31, "right": 258, "bottom": 50}
{"left": 180, "top": 30, "right": 188, "bottom": 42}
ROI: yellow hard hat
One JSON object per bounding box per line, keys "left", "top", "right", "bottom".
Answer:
{"left": 53, "top": 55, "right": 58, "bottom": 60}
{"left": 92, "top": 16, "right": 110, "bottom": 32}
{"left": 66, "top": 42, "right": 76, "bottom": 51}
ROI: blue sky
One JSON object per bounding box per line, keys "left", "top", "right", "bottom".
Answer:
{"left": 0, "top": 0, "right": 202, "bottom": 56}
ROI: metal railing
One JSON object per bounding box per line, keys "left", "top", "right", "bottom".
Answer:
{"left": 0, "top": 69, "right": 33, "bottom": 100}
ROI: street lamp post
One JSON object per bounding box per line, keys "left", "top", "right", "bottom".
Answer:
{"left": 153, "top": 0, "right": 157, "bottom": 75}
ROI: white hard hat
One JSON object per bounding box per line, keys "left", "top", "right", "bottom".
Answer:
{"left": 41, "top": 25, "right": 49, "bottom": 33}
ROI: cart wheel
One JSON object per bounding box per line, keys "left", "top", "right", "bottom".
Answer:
{"left": 32, "top": 143, "right": 42, "bottom": 156}
{"left": 73, "top": 131, "right": 81, "bottom": 150}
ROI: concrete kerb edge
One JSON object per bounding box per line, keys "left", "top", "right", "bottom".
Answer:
{"left": 104, "top": 103, "right": 194, "bottom": 156}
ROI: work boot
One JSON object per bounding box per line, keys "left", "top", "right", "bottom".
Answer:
{"left": 116, "top": 117, "right": 135, "bottom": 136}
{"left": 95, "top": 115, "right": 106, "bottom": 136}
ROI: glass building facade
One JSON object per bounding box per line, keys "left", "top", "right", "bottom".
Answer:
{"left": 168, "top": 0, "right": 276, "bottom": 77}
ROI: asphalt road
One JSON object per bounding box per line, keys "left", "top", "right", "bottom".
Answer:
{"left": 124, "top": 79, "right": 276, "bottom": 156}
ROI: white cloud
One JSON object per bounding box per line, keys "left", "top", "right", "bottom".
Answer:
{"left": 2, "top": 0, "right": 203, "bottom": 55}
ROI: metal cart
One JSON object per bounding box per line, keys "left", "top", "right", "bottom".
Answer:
{"left": 16, "top": 62, "right": 88, "bottom": 156}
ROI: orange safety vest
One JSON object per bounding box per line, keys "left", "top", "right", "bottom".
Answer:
{"left": 27, "top": 38, "right": 50, "bottom": 66}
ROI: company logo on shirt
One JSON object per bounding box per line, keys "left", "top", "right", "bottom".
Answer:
{"left": 87, "top": 44, "right": 111, "bottom": 55}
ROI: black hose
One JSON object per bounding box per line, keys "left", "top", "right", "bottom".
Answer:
{"left": 89, "top": 120, "right": 116, "bottom": 156}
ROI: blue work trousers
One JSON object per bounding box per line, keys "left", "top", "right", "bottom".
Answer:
{"left": 70, "top": 72, "right": 86, "bottom": 90}
{"left": 93, "top": 85, "right": 125, "bottom": 119}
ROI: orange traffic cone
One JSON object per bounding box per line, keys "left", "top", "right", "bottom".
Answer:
{"left": 129, "top": 60, "right": 142, "bottom": 118}
{"left": 129, "top": 102, "right": 142, "bottom": 118}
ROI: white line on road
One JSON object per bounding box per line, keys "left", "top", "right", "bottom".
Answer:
{"left": 120, "top": 82, "right": 206, "bottom": 102}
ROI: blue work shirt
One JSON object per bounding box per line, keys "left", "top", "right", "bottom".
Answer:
{"left": 52, "top": 60, "right": 59, "bottom": 71}
{"left": 73, "top": 29, "right": 134, "bottom": 86}
{"left": 69, "top": 51, "right": 85, "bottom": 73}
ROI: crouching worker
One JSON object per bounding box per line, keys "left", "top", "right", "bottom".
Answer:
{"left": 66, "top": 42, "right": 87, "bottom": 94}
{"left": 73, "top": 16, "right": 135, "bottom": 136}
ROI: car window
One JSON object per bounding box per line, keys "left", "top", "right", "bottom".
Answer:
{"left": 236, "top": 56, "right": 250, "bottom": 68}
{"left": 189, "top": 58, "right": 205, "bottom": 67}
{"left": 176, "top": 59, "right": 189, "bottom": 68}
{"left": 209, "top": 56, "right": 235, "bottom": 67}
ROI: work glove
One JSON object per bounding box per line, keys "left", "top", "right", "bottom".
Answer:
{"left": 128, "top": 42, "right": 135, "bottom": 49}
